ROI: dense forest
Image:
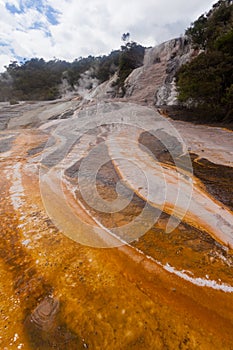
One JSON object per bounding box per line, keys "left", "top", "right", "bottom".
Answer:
{"left": 0, "top": 38, "right": 145, "bottom": 102}
{"left": 176, "top": 0, "right": 233, "bottom": 122}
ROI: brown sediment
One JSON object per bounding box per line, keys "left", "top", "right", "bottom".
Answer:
{"left": 27, "top": 141, "right": 48, "bottom": 156}
{"left": 138, "top": 130, "right": 184, "bottom": 166}
{"left": 191, "top": 154, "right": 233, "bottom": 210}
{"left": 65, "top": 156, "right": 146, "bottom": 230}
{"left": 159, "top": 106, "right": 233, "bottom": 129}
{"left": 24, "top": 296, "right": 80, "bottom": 350}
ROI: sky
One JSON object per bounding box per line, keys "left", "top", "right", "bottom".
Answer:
{"left": 0, "top": 0, "right": 217, "bottom": 72}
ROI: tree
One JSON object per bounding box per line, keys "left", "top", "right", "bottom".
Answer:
{"left": 121, "top": 32, "right": 130, "bottom": 43}
{"left": 176, "top": 0, "right": 233, "bottom": 122}
{"left": 117, "top": 41, "right": 145, "bottom": 95}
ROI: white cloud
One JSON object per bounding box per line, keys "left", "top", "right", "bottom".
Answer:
{"left": 0, "top": 0, "right": 217, "bottom": 71}
{"left": 0, "top": 53, "right": 15, "bottom": 71}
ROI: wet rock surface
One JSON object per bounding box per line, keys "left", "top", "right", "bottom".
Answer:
{"left": 192, "top": 155, "right": 233, "bottom": 210}
{"left": 0, "top": 100, "right": 233, "bottom": 349}
{"left": 25, "top": 297, "right": 80, "bottom": 349}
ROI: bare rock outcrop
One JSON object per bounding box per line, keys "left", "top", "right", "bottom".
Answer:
{"left": 125, "top": 36, "right": 196, "bottom": 106}
{"left": 90, "top": 73, "right": 119, "bottom": 101}
{"left": 90, "top": 36, "right": 198, "bottom": 107}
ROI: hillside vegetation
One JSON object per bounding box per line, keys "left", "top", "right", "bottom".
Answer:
{"left": 176, "top": 0, "right": 233, "bottom": 122}
{"left": 0, "top": 40, "right": 145, "bottom": 102}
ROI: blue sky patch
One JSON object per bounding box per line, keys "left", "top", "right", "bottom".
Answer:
{"left": 45, "top": 5, "right": 60, "bottom": 25}
{"left": 29, "top": 21, "right": 44, "bottom": 30}
{"left": 25, "top": 0, "right": 60, "bottom": 25}
{"left": 5, "top": 0, "right": 60, "bottom": 26}
{"left": 29, "top": 22, "right": 52, "bottom": 37}
{"left": 0, "top": 42, "right": 9, "bottom": 47}
{"left": 24, "top": 0, "right": 42, "bottom": 10}
{"left": 5, "top": 2, "right": 24, "bottom": 14}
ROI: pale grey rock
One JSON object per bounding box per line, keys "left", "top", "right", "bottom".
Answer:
{"left": 124, "top": 36, "right": 195, "bottom": 106}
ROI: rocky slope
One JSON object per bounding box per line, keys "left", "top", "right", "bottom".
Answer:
{"left": 92, "top": 37, "right": 198, "bottom": 106}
